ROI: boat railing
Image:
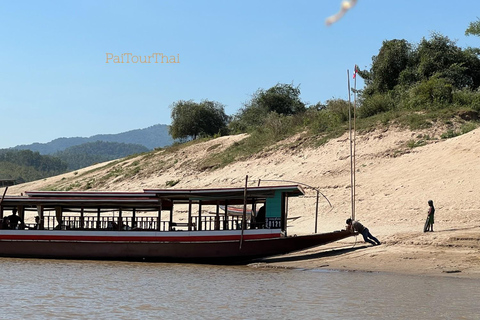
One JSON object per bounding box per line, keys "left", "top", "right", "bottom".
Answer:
{"left": 30, "top": 214, "right": 258, "bottom": 232}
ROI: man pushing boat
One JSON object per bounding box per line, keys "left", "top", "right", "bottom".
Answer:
{"left": 346, "top": 218, "right": 381, "bottom": 246}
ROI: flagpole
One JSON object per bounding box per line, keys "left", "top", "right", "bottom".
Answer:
{"left": 353, "top": 65, "right": 358, "bottom": 222}
{"left": 347, "top": 70, "right": 354, "bottom": 222}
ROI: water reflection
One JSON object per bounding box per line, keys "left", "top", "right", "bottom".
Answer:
{"left": 0, "top": 258, "right": 478, "bottom": 319}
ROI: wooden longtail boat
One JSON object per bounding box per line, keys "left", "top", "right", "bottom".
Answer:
{"left": 0, "top": 185, "right": 352, "bottom": 263}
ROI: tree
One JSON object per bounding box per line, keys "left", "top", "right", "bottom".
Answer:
{"left": 229, "top": 83, "right": 305, "bottom": 132}
{"left": 466, "top": 18, "right": 480, "bottom": 37}
{"left": 416, "top": 34, "right": 462, "bottom": 80}
{"left": 369, "top": 39, "right": 412, "bottom": 93}
{"left": 254, "top": 83, "right": 305, "bottom": 115}
{"left": 169, "top": 100, "right": 229, "bottom": 140}
{"left": 416, "top": 33, "right": 480, "bottom": 90}
{"left": 465, "top": 18, "right": 480, "bottom": 64}
{"left": 360, "top": 33, "right": 480, "bottom": 112}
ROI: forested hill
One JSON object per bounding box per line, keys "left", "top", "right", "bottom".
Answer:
{"left": 0, "top": 141, "right": 149, "bottom": 182}
{"left": 0, "top": 149, "right": 67, "bottom": 183}
{"left": 53, "top": 141, "right": 149, "bottom": 170}
{"left": 13, "top": 124, "right": 173, "bottom": 154}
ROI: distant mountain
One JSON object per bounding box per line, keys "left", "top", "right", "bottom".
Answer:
{"left": 54, "top": 141, "right": 149, "bottom": 170}
{"left": 13, "top": 124, "right": 173, "bottom": 155}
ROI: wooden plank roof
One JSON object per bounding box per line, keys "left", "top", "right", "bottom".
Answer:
{"left": 143, "top": 185, "right": 305, "bottom": 200}
{"left": 0, "top": 185, "right": 304, "bottom": 209}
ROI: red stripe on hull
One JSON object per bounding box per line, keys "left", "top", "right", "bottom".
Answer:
{"left": 0, "top": 230, "right": 353, "bottom": 262}
{"left": 0, "top": 233, "right": 281, "bottom": 242}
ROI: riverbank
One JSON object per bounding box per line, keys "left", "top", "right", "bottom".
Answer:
{"left": 253, "top": 227, "right": 480, "bottom": 278}
{"left": 7, "top": 127, "right": 480, "bottom": 278}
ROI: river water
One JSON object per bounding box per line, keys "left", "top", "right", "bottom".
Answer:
{"left": 0, "top": 258, "right": 478, "bottom": 320}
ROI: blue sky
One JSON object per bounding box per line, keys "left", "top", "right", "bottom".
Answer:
{"left": 1, "top": 0, "right": 479, "bottom": 148}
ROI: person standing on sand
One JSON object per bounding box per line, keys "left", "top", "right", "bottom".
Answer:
{"left": 346, "top": 218, "right": 381, "bottom": 246}
{"left": 425, "top": 200, "right": 435, "bottom": 232}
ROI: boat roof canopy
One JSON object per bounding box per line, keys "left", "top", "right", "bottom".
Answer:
{"left": 143, "top": 185, "right": 305, "bottom": 201}
{"left": 0, "top": 185, "right": 305, "bottom": 210}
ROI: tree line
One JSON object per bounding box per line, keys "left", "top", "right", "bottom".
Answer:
{"left": 53, "top": 141, "right": 149, "bottom": 170}
{"left": 169, "top": 19, "right": 480, "bottom": 140}
{"left": 0, "top": 141, "right": 149, "bottom": 183}
{"left": 0, "top": 149, "right": 68, "bottom": 183}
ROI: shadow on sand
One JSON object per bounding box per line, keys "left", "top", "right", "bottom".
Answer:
{"left": 254, "top": 244, "right": 372, "bottom": 264}
{"left": 435, "top": 226, "right": 480, "bottom": 233}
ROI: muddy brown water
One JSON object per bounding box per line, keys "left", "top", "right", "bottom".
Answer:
{"left": 1, "top": 258, "right": 478, "bottom": 319}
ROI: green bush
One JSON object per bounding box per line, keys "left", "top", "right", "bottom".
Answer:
{"left": 307, "top": 110, "right": 343, "bottom": 134}
{"left": 325, "top": 99, "right": 351, "bottom": 122}
{"left": 460, "top": 122, "right": 477, "bottom": 134}
{"left": 407, "top": 139, "right": 427, "bottom": 148}
{"left": 399, "top": 113, "right": 433, "bottom": 130}
{"left": 166, "top": 180, "right": 180, "bottom": 187}
{"left": 404, "top": 76, "right": 453, "bottom": 110}
{"left": 358, "top": 93, "right": 394, "bottom": 117}
{"left": 453, "top": 89, "right": 480, "bottom": 111}
{"left": 441, "top": 129, "right": 458, "bottom": 139}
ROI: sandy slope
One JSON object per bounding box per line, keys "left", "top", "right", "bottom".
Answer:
{"left": 6, "top": 127, "right": 480, "bottom": 278}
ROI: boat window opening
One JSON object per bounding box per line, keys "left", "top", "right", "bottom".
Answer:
{"left": 1, "top": 204, "right": 276, "bottom": 232}
{"left": 0, "top": 203, "right": 286, "bottom": 231}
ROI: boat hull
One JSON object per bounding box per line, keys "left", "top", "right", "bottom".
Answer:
{"left": 0, "top": 229, "right": 353, "bottom": 263}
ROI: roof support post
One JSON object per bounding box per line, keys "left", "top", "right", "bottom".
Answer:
{"left": 251, "top": 200, "right": 257, "bottom": 229}
{"left": 96, "top": 208, "right": 101, "bottom": 230}
{"left": 188, "top": 200, "right": 192, "bottom": 231}
{"left": 214, "top": 201, "right": 220, "bottom": 230}
{"left": 240, "top": 175, "right": 248, "bottom": 249}
{"left": 157, "top": 201, "right": 162, "bottom": 231}
{"left": 197, "top": 201, "right": 202, "bottom": 231}
{"left": 80, "top": 207, "right": 84, "bottom": 230}
{"left": 55, "top": 206, "right": 62, "bottom": 230}
{"left": 132, "top": 208, "right": 136, "bottom": 230}
{"left": 315, "top": 190, "right": 319, "bottom": 234}
{"left": 36, "top": 205, "right": 44, "bottom": 230}
{"left": 281, "top": 193, "right": 287, "bottom": 236}
{"left": 18, "top": 205, "right": 25, "bottom": 225}
{"left": 118, "top": 208, "right": 123, "bottom": 231}
{"left": 169, "top": 203, "right": 173, "bottom": 231}
{"left": 223, "top": 200, "right": 228, "bottom": 230}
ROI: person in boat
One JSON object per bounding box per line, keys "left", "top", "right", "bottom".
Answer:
{"left": 1, "top": 217, "right": 10, "bottom": 229}
{"left": 107, "top": 220, "right": 129, "bottom": 231}
{"left": 425, "top": 200, "right": 435, "bottom": 232}
{"left": 346, "top": 218, "right": 381, "bottom": 246}
{"left": 7, "top": 209, "right": 24, "bottom": 229}
{"left": 31, "top": 216, "right": 44, "bottom": 230}
{"left": 255, "top": 205, "right": 266, "bottom": 229}
{"left": 107, "top": 221, "right": 118, "bottom": 230}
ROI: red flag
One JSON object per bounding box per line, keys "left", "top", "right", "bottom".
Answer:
{"left": 353, "top": 65, "right": 359, "bottom": 79}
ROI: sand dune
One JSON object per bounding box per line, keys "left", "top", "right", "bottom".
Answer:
{"left": 7, "top": 127, "right": 480, "bottom": 277}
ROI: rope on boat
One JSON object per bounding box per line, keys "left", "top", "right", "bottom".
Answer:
{"left": 253, "top": 179, "right": 332, "bottom": 208}
{"left": 254, "top": 179, "right": 332, "bottom": 234}
{"left": 351, "top": 234, "right": 358, "bottom": 249}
